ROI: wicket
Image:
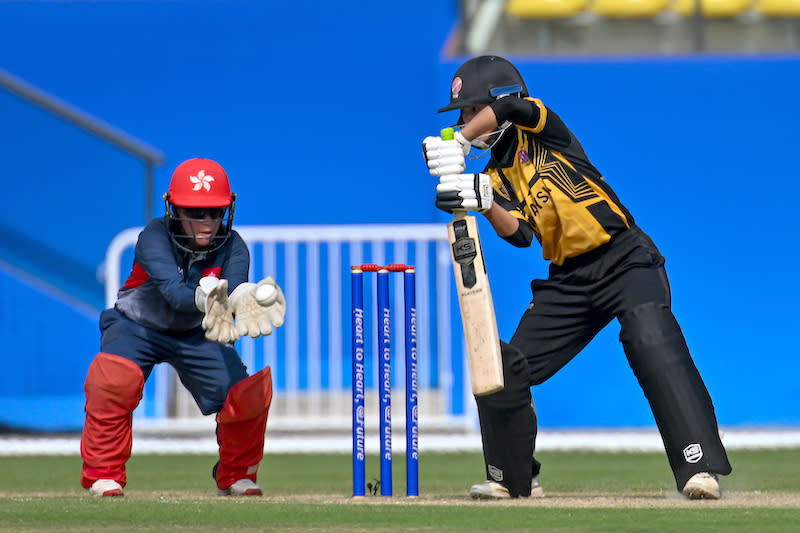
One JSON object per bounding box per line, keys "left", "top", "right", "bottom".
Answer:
{"left": 351, "top": 263, "right": 418, "bottom": 497}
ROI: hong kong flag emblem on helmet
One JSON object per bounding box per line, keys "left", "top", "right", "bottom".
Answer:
{"left": 451, "top": 77, "right": 462, "bottom": 98}
{"left": 190, "top": 170, "right": 215, "bottom": 192}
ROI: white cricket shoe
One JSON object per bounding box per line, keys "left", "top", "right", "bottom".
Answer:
{"left": 89, "top": 479, "right": 124, "bottom": 498}
{"left": 470, "top": 480, "right": 510, "bottom": 499}
{"left": 682, "top": 472, "right": 720, "bottom": 500}
{"left": 218, "top": 478, "right": 263, "bottom": 496}
{"left": 469, "top": 475, "right": 544, "bottom": 499}
{"left": 531, "top": 475, "right": 544, "bottom": 498}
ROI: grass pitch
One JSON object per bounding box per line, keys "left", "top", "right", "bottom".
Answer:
{"left": 1, "top": 449, "right": 798, "bottom": 532}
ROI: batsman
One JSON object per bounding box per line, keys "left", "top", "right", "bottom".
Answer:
{"left": 80, "top": 157, "right": 286, "bottom": 497}
{"left": 422, "top": 56, "right": 731, "bottom": 500}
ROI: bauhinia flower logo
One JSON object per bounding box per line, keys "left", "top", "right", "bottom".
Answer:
{"left": 190, "top": 170, "right": 215, "bottom": 192}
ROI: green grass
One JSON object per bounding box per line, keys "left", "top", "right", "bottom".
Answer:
{"left": 1, "top": 449, "right": 798, "bottom": 532}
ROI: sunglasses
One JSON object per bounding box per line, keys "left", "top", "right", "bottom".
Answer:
{"left": 180, "top": 207, "right": 226, "bottom": 219}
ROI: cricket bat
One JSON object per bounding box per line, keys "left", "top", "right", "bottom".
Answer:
{"left": 441, "top": 128, "right": 504, "bottom": 396}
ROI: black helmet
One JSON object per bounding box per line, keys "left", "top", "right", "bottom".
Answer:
{"left": 438, "top": 56, "right": 529, "bottom": 113}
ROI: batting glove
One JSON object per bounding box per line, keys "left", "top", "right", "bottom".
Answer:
{"left": 435, "top": 173, "right": 494, "bottom": 214}
{"left": 422, "top": 132, "right": 470, "bottom": 177}
{"left": 195, "top": 277, "right": 240, "bottom": 344}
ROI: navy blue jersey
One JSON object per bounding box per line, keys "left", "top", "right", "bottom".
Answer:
{"left": 115, "top": 217, "right": 250, "bottom": 332}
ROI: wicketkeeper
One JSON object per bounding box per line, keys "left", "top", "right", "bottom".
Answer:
{"left": 422, "top": 56, "right": 732, "bottom": 500}
{"left": 80, "top": 157, "right": 286, "bottom": 497}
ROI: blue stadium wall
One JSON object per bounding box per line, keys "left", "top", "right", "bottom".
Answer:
{"left": 1, "top": 1, "right": 797, "bottom": 431}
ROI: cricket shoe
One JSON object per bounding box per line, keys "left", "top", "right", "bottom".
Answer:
{"left": 469, "top": 475, "right": 544, "bottom": 500}
{"left": 531, "top": 475, "right": 544, "bottom": 498}
{"left": 89, "top": 479, "right": 124, "bottom": 498}
{"left": 218, "top": 478, "right": 263, "bottom": 496}
{"left": 682, "top": 472, "right": 720, "bottom": 500}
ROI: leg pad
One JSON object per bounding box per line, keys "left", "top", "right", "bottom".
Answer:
{"left": 215, "top": 367, "right": 273, "bottom": 490}
{"left": 475, "top": 342, "right": 536, "bottom": 498}
{"left": 80, "top": 353, "right": 144, "bottom": 489}
{"left": 620, "top": 302, "right": 731, "bottom": 490}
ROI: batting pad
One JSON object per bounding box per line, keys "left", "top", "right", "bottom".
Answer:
{"left": 215, "top": 367, "right": 273, "bottom": 490}
{"left": 80, "top": 352, "right": 144, "bottom": 489}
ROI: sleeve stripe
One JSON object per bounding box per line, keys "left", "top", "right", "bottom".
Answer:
{"left": 516, "top": 98, "right": 547, "bottom": 134}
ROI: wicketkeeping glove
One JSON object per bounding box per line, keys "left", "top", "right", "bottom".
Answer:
{"left": 229, "top": 277, "right": 287, "bottom": 338}
{"left": 195, "top": 277, "right": 239, "bottom": 344}
{"left": 422, "top": 132, "right": 470, "bottom": 177}
{"left": 436, "top": 173, "right": 494, "bottom": 214}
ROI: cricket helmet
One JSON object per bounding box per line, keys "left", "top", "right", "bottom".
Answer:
{"left": 165, "top": 158, "right": 233, "bottom": 208}
{"left": 438, "top": 55, "right": 529, "bottom": 113}
{"left": 163, "top": 157, "right": 236, "bottom": 253}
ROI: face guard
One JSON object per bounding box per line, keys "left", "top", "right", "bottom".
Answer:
{"left": 164, "top": 198, "right": 236, "bottom": 254}
{"left": 455, "top": 92, "right": 519, "bottom": 159}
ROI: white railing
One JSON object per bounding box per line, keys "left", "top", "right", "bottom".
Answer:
{"left": 104, "top": 224, "right": 475, "bottom": 432}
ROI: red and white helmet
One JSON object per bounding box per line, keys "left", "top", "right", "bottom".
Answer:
{"left": 166, "top": 158, "right": 233, "bottom": 208}
{"left": 163, "top": 158, "right": 237, "bottom": 253}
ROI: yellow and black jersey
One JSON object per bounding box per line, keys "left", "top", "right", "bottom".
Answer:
{"left": 486, "top": 97, "right": 633, "bottom": 266}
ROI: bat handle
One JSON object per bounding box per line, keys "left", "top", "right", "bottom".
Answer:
{"left": 440, "top": 127, "right": 466, "bottom": 221}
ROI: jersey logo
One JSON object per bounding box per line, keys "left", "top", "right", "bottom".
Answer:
{"left": 519, "top": 149, "right": 530, "bottom": 164}
{"left": 190, "top": 170, "right": 215, "bottom": 192}
{"left": 202, "top": 267, "right": 222, "bottom": 278}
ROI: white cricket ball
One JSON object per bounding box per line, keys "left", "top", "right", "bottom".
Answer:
{"left": 255, "top": 284, "right": 278, "bottom": 305}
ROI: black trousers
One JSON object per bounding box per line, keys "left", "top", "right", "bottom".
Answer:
{"left": 509, "top": 226, "right": 731, "bottom": 490}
